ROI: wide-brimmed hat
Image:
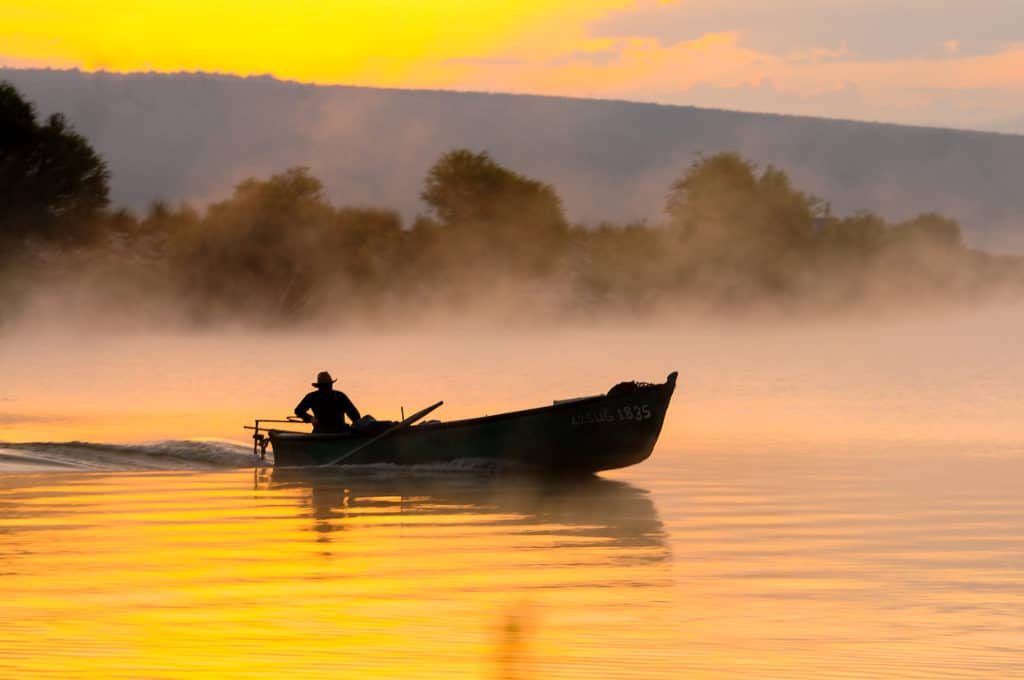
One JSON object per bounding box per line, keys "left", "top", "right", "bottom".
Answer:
{"left": 312, "top": 371, "right": 337, "bottom": 387}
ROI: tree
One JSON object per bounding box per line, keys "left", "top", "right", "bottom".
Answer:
{"left": 664, "top": 152, "right": 820, "bottom": 298}
{"left": 175, "top": 166, "right": 406, "bottom": 321}
{"left": 0, "top": 81, "right": 110, "bottom": 244}
{"left": 888, "top": 213, "right": 963, "bottom": 251}
{"left": 176, "top": 167, "right": 332, "bottom": 318}
{"left": 665, "top": 152, "right": 816, "bottom": 254}
{"left": 817, "top": 211, "right": 887, "bottom": 259}
{"left": 420, "top": 149, "right": 569, "bottom": 273}
{"left": 571, "top": 221, "right": 671, "bottom": 309}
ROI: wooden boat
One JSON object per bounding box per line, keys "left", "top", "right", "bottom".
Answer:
{"left": 260, "top": 372, "right": 677, "bottom": 473}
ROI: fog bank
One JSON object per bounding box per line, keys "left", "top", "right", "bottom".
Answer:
{"left": 2, "top": 304, "right": 1021, "bottom": 454}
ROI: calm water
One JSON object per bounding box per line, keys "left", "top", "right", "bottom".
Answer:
{"left": 1, "top": 446, "right": 1022, "bottom": 679}
{"left": 3, "top": 308, "right": 1023, "bottom": 677}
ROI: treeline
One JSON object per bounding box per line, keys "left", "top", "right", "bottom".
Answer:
{"left": 2, "top": 81, "right": 1022, "bottom": 326}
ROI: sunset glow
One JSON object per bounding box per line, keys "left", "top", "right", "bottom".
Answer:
{"left": 4, "top": 0, "right": 1024, "bottom": 129}
{"left": 1, "top": 1, "right": 625, "bottom": 85}
{"left": 4, "top": 2, "right": 1024, "bottom": 678}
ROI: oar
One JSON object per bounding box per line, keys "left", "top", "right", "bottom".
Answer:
{"left": 319, "top": 400, "right": 443, "bottom": 467}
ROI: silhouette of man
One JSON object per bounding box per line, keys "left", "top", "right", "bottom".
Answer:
{"left": 294, "top": 371, "right": 361, "bottom": 433}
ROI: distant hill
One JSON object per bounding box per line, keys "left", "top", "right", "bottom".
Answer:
{"left": 4, "top": 68, "right": 1023, "bottom": 252}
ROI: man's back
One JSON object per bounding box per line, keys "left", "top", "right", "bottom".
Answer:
{"left": 295, "top": 389, "right": 361, "bottom": 433}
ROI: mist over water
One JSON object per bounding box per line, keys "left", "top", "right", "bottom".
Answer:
{"left": 1, "top": 303, "right": 1021, "bottom": 456}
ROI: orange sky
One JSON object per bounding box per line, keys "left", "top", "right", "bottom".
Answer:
{"left": 3, "top": 0, "right": 1024, "bottom": 130}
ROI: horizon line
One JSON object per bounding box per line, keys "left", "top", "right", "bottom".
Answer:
{"left": 3, "top": 64, "right": 1018, "bottom": 139}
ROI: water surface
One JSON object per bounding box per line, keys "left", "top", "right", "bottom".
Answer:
{"left": 1, "top": 447, "right": 1021, "bottom": 679}
{"left": 2, "top": 307, "right": 1022, "bottom": 677}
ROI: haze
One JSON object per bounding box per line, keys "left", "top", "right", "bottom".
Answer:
{"left": 2, "top": 305, "right": 1022, "bottom": 456}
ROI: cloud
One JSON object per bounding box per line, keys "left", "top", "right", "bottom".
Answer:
{"left": 547, "top": 45, "right": 626, "bottom": 68}
{"left": 436, "top": 23, "right": 1024, "bottom": 129}
{"left": 0, "top": 413, "right": 59, "bottom": 425}
{"left": 444, "top": 56, "right": 528, "bottom": 66}
{"left": 592, "top": 0, "right": 1024, "bottom": 61}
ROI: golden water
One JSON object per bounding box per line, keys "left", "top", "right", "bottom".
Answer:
{"left": 2, "top": 307, "right": 1023, "bottom": 677}
{"left": 2, "top": 450, "right": 1022, "bottom": 678}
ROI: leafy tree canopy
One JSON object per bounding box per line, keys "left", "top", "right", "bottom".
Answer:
{"left": 421, "top": 149, "right": 567, "bottom": 236}
{"left": 419, "top": 149, "right": 570, "bottom": 275}
{"left": 665, "top": 152, "right": 818, "bottom": 256}
{"left": 889, "top": 213, "right": 963, "bottom": 250}
{"left": 0, "top": 81, "right": 110, "bottom": 244}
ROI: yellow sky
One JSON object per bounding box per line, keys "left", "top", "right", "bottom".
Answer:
{"left": 3, "top": 0, "right": 1024, "bottom": 128}
{"left": 1, "top": 1, "right": 628, "bottom": 85}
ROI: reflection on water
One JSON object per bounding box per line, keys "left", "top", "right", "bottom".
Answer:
{"left": 0, "top": 466, "right": 672, "bottom": 679}
{"left": 267, "top": 467, "right": 670, "bottom": 558}
{"left": 4, "top": 304, "right": 1023, "bottom": 677}
{"left": 1, "top": 450, "right": 1022, "bottom": 678}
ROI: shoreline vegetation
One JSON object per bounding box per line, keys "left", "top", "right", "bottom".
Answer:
{"left": 2, "top": 80, "right": 1022, "bottom": 328}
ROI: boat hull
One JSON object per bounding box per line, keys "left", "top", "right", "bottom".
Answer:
{"left": 269, "top": 372, "right": 677, "bottom": 473}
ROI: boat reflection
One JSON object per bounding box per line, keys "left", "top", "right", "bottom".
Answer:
{"left": 261, "top": 466, "right": 669, "bottom": 560}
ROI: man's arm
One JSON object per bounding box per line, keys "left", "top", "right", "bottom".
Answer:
{"left": 341, "top": 393, "right": 361, "bottom": 423}
{"left": 294, "top": 393, "right": 314, "bottom": 422}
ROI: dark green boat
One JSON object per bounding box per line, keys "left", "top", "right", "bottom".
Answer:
{"left": 262, "top": 372, "right": 677, "bottom": 473}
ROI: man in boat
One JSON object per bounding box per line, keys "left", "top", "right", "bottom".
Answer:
{"left": 294, "top": 371, "right": 362, "bottom": 433}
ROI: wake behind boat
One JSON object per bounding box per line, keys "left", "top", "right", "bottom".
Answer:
{"left": 250, "top": 372, "right": 677, "bottom": 473}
